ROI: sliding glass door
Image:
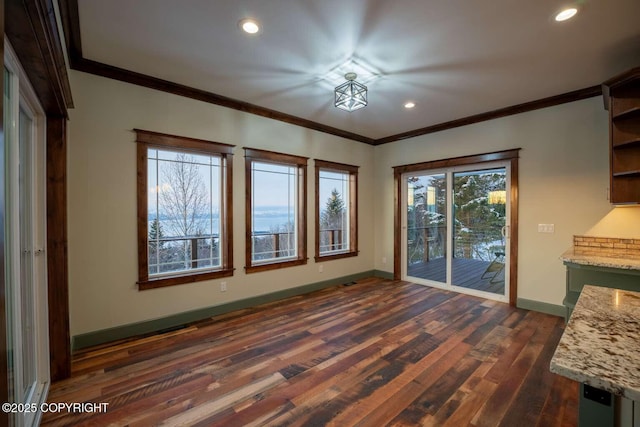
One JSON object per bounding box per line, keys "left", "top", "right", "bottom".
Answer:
{"left": 403, "top": 163, "right": 510, "bottom": 302}
{"left": 406, "top": 173, "right": 448, "bottom": 285}
{"left": 451, "top": 168, "right": 508, "bottom": 296}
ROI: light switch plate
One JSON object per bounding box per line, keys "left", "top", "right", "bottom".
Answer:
{"left": 537, "top": 224, "right": 555, "bottom": 233}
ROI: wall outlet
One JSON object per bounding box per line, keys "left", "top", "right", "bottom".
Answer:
{"left": 382, "top": 257, "right": 387, "bottom": 264}
{"left": 318, "top": 264, "right": 324, "bottom": 273}
{"left": 537, "top": 224, "right": 555, "bottom": 233}
{"left": 220, "top": 282, "right": 227, "bottom": 292}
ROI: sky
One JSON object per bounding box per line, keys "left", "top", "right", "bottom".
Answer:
{"left": 148, "top": 150, "right": 349, "bottom": 224}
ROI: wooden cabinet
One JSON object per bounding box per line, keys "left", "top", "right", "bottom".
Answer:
{"left": 603, "top": 67, "right": 640, "bottom": 204}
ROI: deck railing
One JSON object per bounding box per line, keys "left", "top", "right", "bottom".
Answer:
{"left": 252, "top": 231, "right": 295, "bottom": 260}
{"left": 319, "top": 228, "right": 345, "bottom": 253}
{"left": 407, "top": 225, "right": 446, "bottom": 263}
{"left": 149, "top": 234, "right": 219, "bottom": 273}
{"left": 407, "top": 224, "right": 504, "bottom": 263}
{"left": 251, "top": 228, "right": 347, "bottom": 259}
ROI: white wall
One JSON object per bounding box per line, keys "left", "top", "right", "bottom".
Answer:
{"left": 67, "top": 71, "right": 375, "bottom": 336}
{"left": 585, "top": 206, "right": 640, "bottom": 238}
{"left": 373, "top": 97, "right": 612, "bottom": 306}
{"left": 68, "top": 69, "right": 619, "bottom": 336}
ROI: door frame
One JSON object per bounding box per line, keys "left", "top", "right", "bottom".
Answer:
{"left": 393, "top": 149, "right": 520, "bottom": 306}
{"left": 5, "top": 0, "right": 74, "bottom": 383}
{"left": 400, "top": 162, "right": 511, "bottom": 303}
{"left": 5, "top": 38, "right": 51, "bottom": 426}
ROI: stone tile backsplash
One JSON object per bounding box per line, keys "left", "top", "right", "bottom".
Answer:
{"left": 573, "top": 235, "right": 640, "bottom": 260}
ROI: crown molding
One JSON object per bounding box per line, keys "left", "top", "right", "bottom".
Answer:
{"left": 59, "top": 0, "right": 602, "bottom": 146}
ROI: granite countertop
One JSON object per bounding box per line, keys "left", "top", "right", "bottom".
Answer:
{"left": 561, "top": 249, "right": 640, "bottom": 270}
{"left": 550, "top": 285, "right": 640, "bottom": 401}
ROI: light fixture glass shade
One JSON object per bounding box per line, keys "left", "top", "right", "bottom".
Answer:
{"left": 334, "top": 73, "right": 367, "bottom": 112}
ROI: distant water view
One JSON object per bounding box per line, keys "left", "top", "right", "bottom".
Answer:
{"left": 250, "top": 207, "right": 295, "bottom": 233}
{"left": 149, "top": 206, "right": 293, "bottom": 235}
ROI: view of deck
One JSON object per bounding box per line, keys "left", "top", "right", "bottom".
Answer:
{"left": 407, "top": 256, "right": 505, "bottom": 295}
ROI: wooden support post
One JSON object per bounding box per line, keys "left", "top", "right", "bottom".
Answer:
{"left": 191, "top": 238, "right": 198, "bottom": 268}
{"left": 422, "top": 227, "right": 429, "bottom": 262}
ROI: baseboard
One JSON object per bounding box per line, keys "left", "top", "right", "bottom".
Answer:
{"left": 517, "top": 298, "right": 565, "bottom": 317}
{"left": 72, "top": 270, "right": 378, "bottom": 351}
{"left": 372, "top": 269, "right": 394, "bottom": 279}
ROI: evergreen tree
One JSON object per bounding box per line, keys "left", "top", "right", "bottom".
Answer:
{"left": 320, "top": 189, "right": 346, "bottom": 251}
{"left": 406, "top": 175, "right": 447, "bottom": 263}
{"left": 321, "top": 189, "right": 345, "bottom": 229}
{"left": 149, "top": 218, "right": 165, "bottom": 250}
{"left": 148, "top": 218, "right": 166, "bottom": 273}
{"left": 453, "top": 172, "right": 506, "bottom": 260}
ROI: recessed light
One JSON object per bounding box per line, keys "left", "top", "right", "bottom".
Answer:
{"left": 239, "top": 18, "right": 260, "bottom": 34}
{"left": 555, "top": 7, "right": 578, "bottom": 22}
{"left": 404, "top": 102, "right": 416, "bottom": 109}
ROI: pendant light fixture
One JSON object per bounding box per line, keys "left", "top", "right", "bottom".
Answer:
{"left": 334, "top": 72, "right": 368, "bottom": 112}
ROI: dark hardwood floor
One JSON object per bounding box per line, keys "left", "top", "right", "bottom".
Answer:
{"left": 42, "top": 277, "right": 577, "bottom": 426}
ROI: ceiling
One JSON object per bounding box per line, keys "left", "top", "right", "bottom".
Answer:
{"left": 71, "top": 0, "right": 640, "bottom": 143}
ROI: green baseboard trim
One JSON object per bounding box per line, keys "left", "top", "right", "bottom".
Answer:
{"left": 72, "top": 270, "right": 377, "bottom": 351}
{"left": 517, "top": 298, "right": 565, "bottom": 317}
{"left": 372, "top": 270, "right": 394, "bottom": 279}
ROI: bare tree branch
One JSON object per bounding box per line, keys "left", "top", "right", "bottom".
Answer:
{"left": 159, "top": 153, "right": 208, "bottom": 238}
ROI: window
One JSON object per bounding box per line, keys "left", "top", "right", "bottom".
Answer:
{"left": 245, "top": 148, "right": 307, "bottom": 273}
{"left": 314, "top": 160, "right": 358, "bottom": 261}
{"left": 136, "top": 129, "right": 234, "bottom": 289}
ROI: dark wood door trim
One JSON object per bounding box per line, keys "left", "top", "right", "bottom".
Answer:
{"left": 393, "top": 149, "right": 520, "bottom": 306}
{"left": 46, "top": 117, "right": 71, "bottom": 380}
{"left": 508, "top": 158, "right": 519, "bottom": 306}
{"left": 6, "top": 0, "right": 73, "bottom": 116}
{"left": 6, "top": 0, "right": 73, "bottom": 381}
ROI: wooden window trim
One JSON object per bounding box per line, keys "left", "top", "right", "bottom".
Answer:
{"left": 392, "top": 149, "right": 520, "bottom": 306}
{"left": 392, "top": 149, "right": 520, "bottom": 175}
{"left": 245, "top": 148, "right": 308, "bottom": 274}
{"left": 135, "top": 129, "right": 234, "bottom": 290}
{"left": 314, "top": 159, "right": 359, "bottom": 262}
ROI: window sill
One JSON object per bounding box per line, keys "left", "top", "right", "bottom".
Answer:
{"left": 138, "top": 268, "right": 234, "bottom": 290}
{"left": 245, "top": 258, "right": 307, "bottom": 274}
{"left": 314, "top": 251, "right": 358, "bottom": 263}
